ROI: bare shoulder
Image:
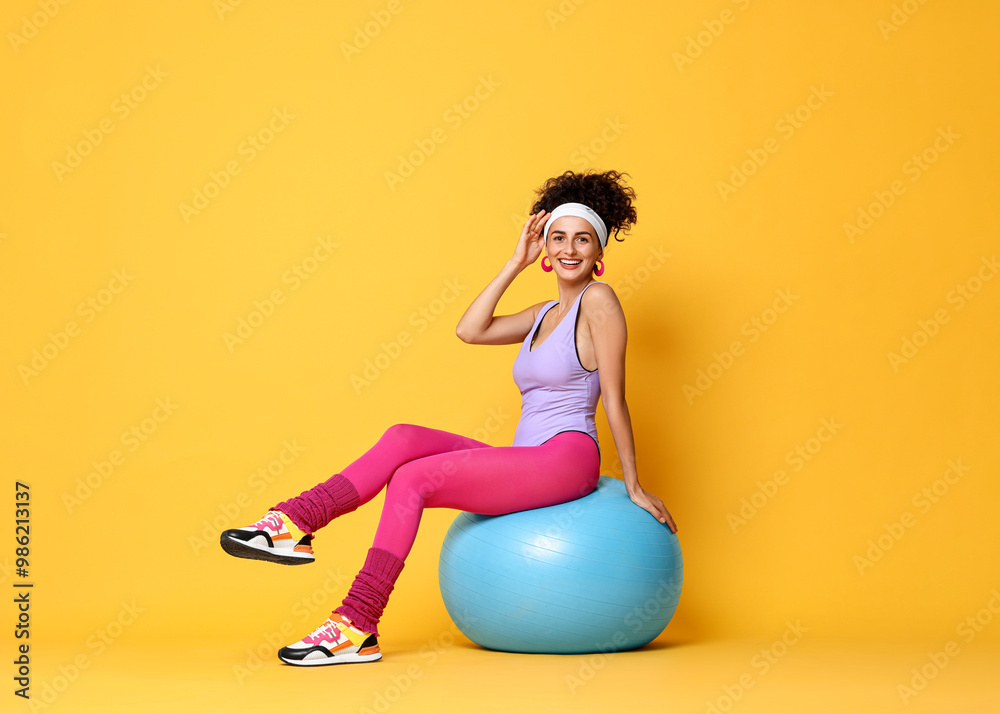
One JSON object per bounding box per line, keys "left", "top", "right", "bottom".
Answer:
{"left": 528, "top": 298, "right": 550, "bottom": 322}
{"left": 583, "top": 281, "right": 619, "bottom": 304}
{"left": 581, "top": 282, "right": 624, "bottom": 324}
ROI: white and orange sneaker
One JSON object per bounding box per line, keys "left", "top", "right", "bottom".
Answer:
{"left": 220, "top": 510, "right": 315, "bottom": 565}
{"left": 278, "top": 612, "right": 382, "bottom": 666}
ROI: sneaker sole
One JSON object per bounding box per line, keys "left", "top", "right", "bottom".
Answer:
{"left": 219, "top": 532, "right": 315, "bottom": 565}
{"left": 277, "top": 651, "right": 382, "bottom": 666}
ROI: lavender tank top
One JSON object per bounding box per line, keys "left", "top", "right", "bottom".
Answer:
{"left": 511, "top": 280, "right": 604, "bottom": 457}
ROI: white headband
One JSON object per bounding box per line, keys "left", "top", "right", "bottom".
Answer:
{"left": 543, "top": 202, "right": 608, "bottom": 249}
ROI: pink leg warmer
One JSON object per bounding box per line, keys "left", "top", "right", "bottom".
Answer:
{"left": 334, "top": 547, "right": 405, "bottom": 637}
{"left": 271, "top": 474, "right": 359, "bottom": 536}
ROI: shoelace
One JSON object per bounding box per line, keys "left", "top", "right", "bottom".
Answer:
{"left": 252, "top": 511, "right": 284, "bottom": 533}
{"left": 302, "top": 618, "right": 342, "bottom": 645}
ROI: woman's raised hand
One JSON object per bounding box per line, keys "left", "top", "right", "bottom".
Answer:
{"left": 512, "top": 210, "right": 550, "bottom": 269}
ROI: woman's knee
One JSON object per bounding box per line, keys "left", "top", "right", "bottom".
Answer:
{"left": 388, "top": 461, "right": 443, "bottom": 499}
{"left": 381, "top": 423, "right": 483, "bottom": 455}
{"left": 379, "top": 423, "right": 426, "bottom": 450}
{"left": 384, "top": 465, "right": 439, "bottom": 523}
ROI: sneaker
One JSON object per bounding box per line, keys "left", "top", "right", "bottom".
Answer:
{"left": 219, "top": 510, "right": 315, "bottom": 565}
{"left": 278, "top": 612, "right": 382, "bottom": 666}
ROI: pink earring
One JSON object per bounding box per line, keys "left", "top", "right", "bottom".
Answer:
{"left": 541, "top": 256, "right": 553, "bottom": 272}
{"left": 593, "top": 260, "right": 605, "bottom": 277}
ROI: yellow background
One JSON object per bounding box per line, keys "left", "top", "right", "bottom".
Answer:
{"left": 2, "top": 0, "right": 998, "bottom": 712}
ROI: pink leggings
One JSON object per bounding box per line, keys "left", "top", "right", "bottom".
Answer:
{"left": 270, "top": 424, "right": 600, "bottom": 636}
{"left": 274, "top": 423, "right": 601, "bottom": 561}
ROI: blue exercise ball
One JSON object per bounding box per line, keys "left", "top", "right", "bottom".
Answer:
{"left": 439, "top": 475, "right": 683, "bottom": 654}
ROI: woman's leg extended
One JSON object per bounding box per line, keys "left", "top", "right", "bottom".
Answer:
{"left": 375, "top": 431, "right": 599, "bottom": 559}
{"left": 271, "top": 424, "right": 491, "bottom": 534}
{"left": 334, "top": 431, "right": 600, "bottom": 636}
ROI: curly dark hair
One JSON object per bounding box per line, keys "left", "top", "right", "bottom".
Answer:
{"left": 529, "top": 169, "right": 637, "bottom": 247}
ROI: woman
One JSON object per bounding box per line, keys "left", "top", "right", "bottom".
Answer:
{"left": 219, "top": 169, "right": 677, "bottom": 666}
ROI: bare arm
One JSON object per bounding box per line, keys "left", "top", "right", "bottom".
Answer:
{"left": 586, "top": 284, "right": 677, "bottom": 532}
{"left": 455, "top": 259, "right": 546, "bottom": 345}
{"left": 456, "top": 210, "right": 551, "bottom": 345}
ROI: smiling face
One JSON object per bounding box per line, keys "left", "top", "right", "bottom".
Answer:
{"left": 546, "top": 215, "right": 604, "bottom": 276}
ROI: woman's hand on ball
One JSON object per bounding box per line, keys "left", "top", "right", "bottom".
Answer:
{"left": 512, "top": 210, "right": 549, "bottom": 268}
{"left": 628, "top": 487, "right": 677, "bottom": 533}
